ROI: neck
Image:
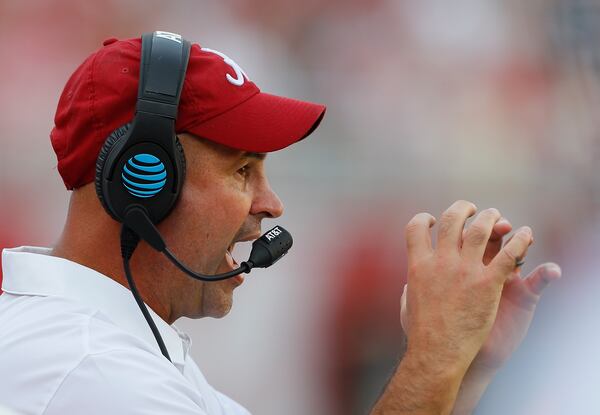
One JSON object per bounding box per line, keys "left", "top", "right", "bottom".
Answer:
{"left": 51, "top": 188, "right": 176, "bottom": 324}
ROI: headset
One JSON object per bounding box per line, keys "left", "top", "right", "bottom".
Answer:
{"left": 95, "top": 31, "right": 189, "bottom": 227}
{"left": 94, "top": 31, "right": 292, "bottom": 362}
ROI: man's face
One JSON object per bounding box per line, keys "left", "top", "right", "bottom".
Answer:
{"left": 156, "top": 133, "right": 284, "bottom": 319}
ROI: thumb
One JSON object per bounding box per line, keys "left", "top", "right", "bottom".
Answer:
{"left": 525, "top": 263, "right": 562, "bottom": 296}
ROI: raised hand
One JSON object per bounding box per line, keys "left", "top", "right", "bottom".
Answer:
{"left": 402, "top": 201, "right": 533, "bottom": 371}
{"left": 370, "top": 201, "right": 535, "bottom": 415}
{"left": 400, "top": 212, "right": 561, "bottom": 415}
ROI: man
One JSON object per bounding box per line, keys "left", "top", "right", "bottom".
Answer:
{"left": 0, "top": 34, "right": 560, "bottom": 414}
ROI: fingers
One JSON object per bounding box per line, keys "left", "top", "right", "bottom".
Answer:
{"left": 437, "top": 200, "right": 477, "bottom": 252}
{"left": 406, "top": 213, "right": 436, "bottom": 265}
{"left": 490, "top": 218, "right": 512, "bottom": 242}
{"left": 461, "top": 217, "right": 511, "bottom": 246}
{"left": 461, "top": 208, "right": 502, "bottom": 261}
{"left": 524, "top": 263, "right": 562, "bottom": 296}
{"left": 488, "top": 226, "right": 533, "bottom": 281}
{"left": 481, "top": 218, "right": 513, "bottom": 265}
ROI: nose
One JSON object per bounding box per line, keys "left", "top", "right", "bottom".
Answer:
{"left": 250, "top": 177, "right": 284, "bottom": 219}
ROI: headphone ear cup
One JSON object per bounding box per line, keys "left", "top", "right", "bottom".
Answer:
{"left": 174, "top": 135, "right": 186, "bottom": 186}
{"left": 95, "top": 124, "right": 131, "bottom": 214}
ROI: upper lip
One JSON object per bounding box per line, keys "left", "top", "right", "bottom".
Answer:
{"left": 237, "top": 232, "right": 261, "bottom": 243}
{"left": 227, "top": 232, "right": 261, "bottom": 252}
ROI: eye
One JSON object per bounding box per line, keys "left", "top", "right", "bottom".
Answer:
{"left": 237, "top": 164, "right": 250, "bottom": 178}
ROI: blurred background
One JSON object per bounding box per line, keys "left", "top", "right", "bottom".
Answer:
{"left": 1, "top": 0, "right": 599, "bottom": 413}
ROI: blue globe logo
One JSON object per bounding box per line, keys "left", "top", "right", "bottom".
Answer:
{"left": 121, "top": 153, "right": 167, "bottom": 198}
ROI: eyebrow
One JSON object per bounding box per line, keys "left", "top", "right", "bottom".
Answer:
{"left": 243, "top": 152, "right": 267, "bottom": 160}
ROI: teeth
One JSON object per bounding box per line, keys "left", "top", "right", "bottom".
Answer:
{"left": 225, "top": 249, "right": 239, "bottom": 267}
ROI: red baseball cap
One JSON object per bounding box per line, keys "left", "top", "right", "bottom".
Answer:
{"left": 51, "top": 36, "right": 326, "bottom": 190}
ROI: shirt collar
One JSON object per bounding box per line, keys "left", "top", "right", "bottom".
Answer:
{"left": 1, "top": 246, "right": 188, "bottom": 368}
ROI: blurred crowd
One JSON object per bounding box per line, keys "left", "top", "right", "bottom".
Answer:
{"left": 1, "top": 0, "right": 599, "bottom": 413}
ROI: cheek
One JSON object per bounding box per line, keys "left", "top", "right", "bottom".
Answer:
{"left": 190, "top": 184, "right": 251, "bottom": 233}
{"left": 159, "top": 182, "right": 252, "bottom": 261}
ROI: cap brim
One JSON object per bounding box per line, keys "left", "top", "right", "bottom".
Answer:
{"left": 185, "top": 92, "right": 326, "bottom": 152}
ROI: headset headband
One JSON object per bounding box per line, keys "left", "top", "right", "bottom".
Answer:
{"left": 137, "top": 31, "right": 191, "bottom": 120}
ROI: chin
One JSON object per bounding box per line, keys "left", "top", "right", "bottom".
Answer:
{"left": 193, "top": 277, "right": 239, "bottom": 319}
{"left": 201, "top": 292, "right": 234, "bottom": 319}
{"left": 204, "top": 302, "right": 233, "bottom": 319}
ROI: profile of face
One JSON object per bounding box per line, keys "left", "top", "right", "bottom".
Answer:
{"left": 151, "top": 133, "right": 284, "bottom": 320}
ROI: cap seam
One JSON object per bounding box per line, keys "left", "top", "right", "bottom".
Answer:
{"left": 180, "top": 45, "right": 199, "bottom": 110}
{"left": 88, "top": 50, "right": 103, "bottom": 151}
{"left": 181, "top": 69, "right": 198, "bottom": 112}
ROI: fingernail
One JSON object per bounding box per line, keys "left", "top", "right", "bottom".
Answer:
{"left": 497, "top": 217, "right": 510, "bottom": 226}
{"left": 520, "top": 226, "right": 532, "bottom": 236}
{"left": 544, "top": 263, "right": 562, "bottom": 278}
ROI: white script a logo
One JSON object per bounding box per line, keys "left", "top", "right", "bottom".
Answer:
{"left": 155, "top": 31, "right": 182, "bottom": 44}
{"left": 202, "top": 47, "right": 249, "bottom": 87}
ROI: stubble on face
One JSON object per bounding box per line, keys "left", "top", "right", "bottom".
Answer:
{"left": 155, "top": 135, "right": 260, "bottom": 320}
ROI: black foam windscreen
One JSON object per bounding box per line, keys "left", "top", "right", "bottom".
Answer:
{"left": 247, "top": 226, "right": 293, "bottom": 268}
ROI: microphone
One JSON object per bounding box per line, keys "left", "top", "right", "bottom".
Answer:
{"left": 122, "top": 206, "right": 293, "bottom": 281}
{"left": 246, "top": 225, "right": 292, "bottom": 269}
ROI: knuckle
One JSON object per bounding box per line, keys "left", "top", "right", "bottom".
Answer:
{"left": 405, "top": 221, "right": 420, "bottom": 236}
{"left": 456, "top": 262, "right": 472, "bottom": 279}
{"left": 465, "top": 224, "right": 488, "bottom": 246}
{"left": 437, "top": 252, "right": 459, "bottom": 271}
{"left": 408, "top": 255, "right": 432, "bottom": 276}
{"left": 516, "top": 229, "right": 532, "bottom": 242}
{"left": 501, "top": 248, "right": 518, "bottom": 263}
{"left": 484, "top": 207, "right": 501, "bottom": 219}
{"left": 458, "top": 199, "right": 477, "bottom": 211}
{"left": 447, "top": 200, "right": 465, "bottom": 212}
{"left": 440, "top": 209, "right": 458, "bottom": 223}
{"left": 437, "top": 216, "right": 454, "bottom": 237}
{"left": 511, "top": 231, "right": 531, "bottom": 250}
{"left": 445, "top": 200, "right": 477, "bottom": 217}
{"left": 406, "top": 214, "right": 426, "bottom": 233}
{"left": 454, "top": 199, "right": 471, "bottom": 207}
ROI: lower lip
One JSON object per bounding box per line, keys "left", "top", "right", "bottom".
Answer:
{"left": 231, "top": 275, "right": 245, "bottom": 286}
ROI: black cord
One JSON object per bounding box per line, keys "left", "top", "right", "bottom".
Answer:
{"left": 121, "top": 205, "right": 253, "bottom": 280}
{"left": 121, "top": 226, "right": 172, "bottom": 362}
{"left": 163, "top": 247, "right": 251, "bottom": 281}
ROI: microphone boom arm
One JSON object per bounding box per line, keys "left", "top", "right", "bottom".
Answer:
{"left": 122, "top": 205, "right": 293, "bottom": 281}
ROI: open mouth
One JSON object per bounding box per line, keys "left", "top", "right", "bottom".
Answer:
{"left": 224, "top": 245, "right": 243, "bottom": 286}
{"left": 225, "top": 243, "right": 240, "bottom": 269}
{"left": 225, "top": 232, "right": 261, "bottom": 267}
{"left": 224, "top": 234, "right": 260, "bottom": 286}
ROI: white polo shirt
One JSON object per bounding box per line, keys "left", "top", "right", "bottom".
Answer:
{"left": 0, "top": 246, "right": 251, "bottom": 415}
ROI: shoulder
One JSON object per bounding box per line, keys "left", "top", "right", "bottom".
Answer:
{"left": 0, "top": 294, "right": 207, "bottom": 414}
{"left": 0, "top": 292, "right": 151, "bottom": 357}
